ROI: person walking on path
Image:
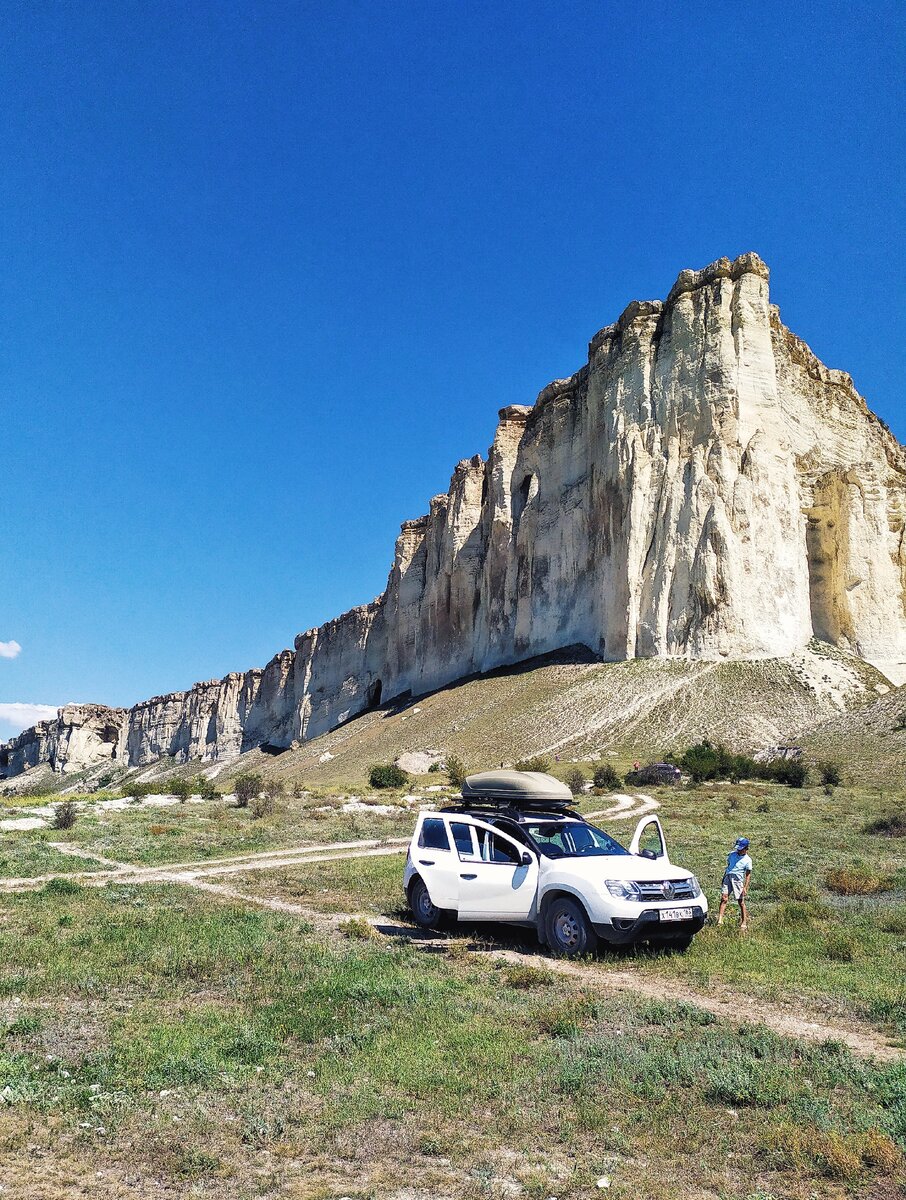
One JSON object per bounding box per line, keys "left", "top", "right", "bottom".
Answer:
{"left": 717, "top": 837, "right": 752, "bottom": 932}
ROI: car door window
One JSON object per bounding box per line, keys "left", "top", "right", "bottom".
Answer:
{"left": 450, "top": 821, "right": 479, "bottom": 861}
{"left": 476, "top": 829, "right": 522, "bottom": 864}
{"left": 418, "top": 818, "right": 450, "bottom": 851}
{"left": 638, "top": 820, "right": 664, "bottom": 858}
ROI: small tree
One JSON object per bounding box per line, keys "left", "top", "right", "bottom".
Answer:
{"left": 514, "top": 755, "right": 552, "bottom": 773}
{"left": 819, "top": 762, "right": 841, "bottom": 789}
{"left": 369, "top": 763, "right": 410, "bottom": 789}
{"left": 593, "top": 763, "right": 621, "bottom": 790}
{"left": 774, "top": 759, "right": 808, "bottom": 789}
{"left": 445, "top": 755, "right": 468, "bottom": 790}
{"left": 52, "top": 800, "right": 78, "bottom": 830}
{"left": 169, "top": 776, "right": 194, "bottom": 802}
{"left": 251, "top": 792, "right": 274, "bottom": 819}
{"left": 565, "top": 767, "right": 586, "bottom": 796}
{"left": 264, "top": 778, "right": 285, "bottom": 804}
{"left": 234, "top": 772, "right": 263, "bottom": 808}
{"left": 197, "top": 775, "right": 219, "bottom": 801}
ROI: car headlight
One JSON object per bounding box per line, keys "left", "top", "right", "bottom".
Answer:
{"left": 605, "top": 879, "right": 642, "bottom": 901}
{"left": 688, "top": 875, "right": 701, "bottom": 897}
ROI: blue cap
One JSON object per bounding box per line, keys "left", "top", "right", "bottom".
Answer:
{"left": 735, "top": 837, "right": 749, "bottom": 850}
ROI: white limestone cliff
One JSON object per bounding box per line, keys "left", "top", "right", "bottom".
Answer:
{"left": 4, "top": 253, "right": 904, "bottom": 778}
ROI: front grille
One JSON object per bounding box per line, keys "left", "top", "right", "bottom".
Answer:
{"left": 634, "top": 879, "right": 695, "bottom": 901}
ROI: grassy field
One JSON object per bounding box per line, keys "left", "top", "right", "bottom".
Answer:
{"left": 0, "top": 794, "right": 414, "bottom": 875}
{"left": 1, "top": 769, "right": 905, "bottom": 1197}
{"left": 1, "top": 879, "right": 904, "bottom": 1199}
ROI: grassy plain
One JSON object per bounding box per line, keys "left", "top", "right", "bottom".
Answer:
{"left": 1, "top": 773, "right": 905, "bottom": 1197}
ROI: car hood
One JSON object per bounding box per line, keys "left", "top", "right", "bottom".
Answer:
{"left": 542, "top": 855, "right": 693, "bottom": 883}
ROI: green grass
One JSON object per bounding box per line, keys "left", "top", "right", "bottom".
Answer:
{"left": 0, "top": 883, "right": 903, "bottom": 1198}
{"left": 0, "top": 838, "right": 101, "bottom": 878}
{"left": 0, "top": 795, "right": 412, "bottom": 873}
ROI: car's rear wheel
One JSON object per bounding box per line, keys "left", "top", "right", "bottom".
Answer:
{"left": 544, "top": 896, "right": 597, "bottom": 958}
{"left": 409, "top": 876, "right": 443, "bottom": 929}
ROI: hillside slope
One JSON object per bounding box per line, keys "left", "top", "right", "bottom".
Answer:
{"left": 210, "top": 642, "right": 889, "bottom": 789}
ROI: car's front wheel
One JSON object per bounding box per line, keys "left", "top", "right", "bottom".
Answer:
{"left": 544, "top": 896, "right": 597, "bottom": 958}
{"left": 409, "top": 876, "right": 443, "bottom": 930}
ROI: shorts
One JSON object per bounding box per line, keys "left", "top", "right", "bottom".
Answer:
{"left": 722, "top": 874, "right": 745, "bottom": 901}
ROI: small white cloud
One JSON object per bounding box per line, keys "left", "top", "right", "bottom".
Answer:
{"left": 0, "top": 641, "right": 22, "bottom": 660}
{"left": 0, "top": 702, "right": 60, "bottom": 736}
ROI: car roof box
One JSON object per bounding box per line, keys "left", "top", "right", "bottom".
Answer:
{"left": 460, "top": 770, "right": 573, "bottom": 809}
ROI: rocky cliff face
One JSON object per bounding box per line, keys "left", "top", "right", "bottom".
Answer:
{"left": 4, "top": 253, "right": 905, "bottom": 778}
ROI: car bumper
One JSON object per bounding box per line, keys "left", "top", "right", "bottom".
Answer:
{"left": 593, "top": 906, "right": 707, "bottom": 945}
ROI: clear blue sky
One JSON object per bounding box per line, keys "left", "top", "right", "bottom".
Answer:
{"left": 2, "top": 1, "right": 904, "bottom": 737}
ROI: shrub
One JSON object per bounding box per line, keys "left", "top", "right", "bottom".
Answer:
{"left": 291, "top": 781, "right": 305, "bottom": 798}
{"left": 825, "top": 866, "right": 892, "bottom": 896}
{"left": 234, "top": 772, "right": 263, "bottom": 808}
{"left": 771, "top": 759, "right": 808, "bottom": 788}
{"left": 500, "top": 963, "right": 554, "bottom": 989}
{"left": 819, "top": 761, "right": 841, "bottom": 788}
{"left": 122, "top": 779, "right": 155, "bottom": 799}
{"left": 564, "top": 767, "right": 586, "bottom": 796}
{"left": 264, "top": 778, "right": 285, "bottom": 803}
{"left": 369, "top": 763, "right": 409, "bottom": 789}
{"left": 168, "top": 776, "right": 194, "bottom": 802}
{"left": 42, "top": 876, "right": 82, "bottom": 896}
{"left": 823, "top": 932, "right": 858, "bottom": 962}
{"left": 339, "top": 917, "right": 378, "bottom": 940}
{"left": 196, "top": 775, "right": 219, "bottom": 801}
{"left": 427, "top": 761, "right": 442, "bottom": 774}
{"left": 879, "top": 908, "right": 906, "bottom": 935}
{"left": 51, "top": 801, "right": 77, "bottom": 830}
{"left": 592, "top": 763, "right": 621, "bottom": 790}
{"left": 514, "top": 755, "right": 551, "bottom": 773}
{"left": 445, "top": 755, "right": 468, "bottom": 790}
{"left": 862, "top": 808, "right": 906, "bottom": 837}
{"left": 250, "top": 792, "right": 274, "bottom": 819}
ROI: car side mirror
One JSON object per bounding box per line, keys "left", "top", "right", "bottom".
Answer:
{"left": 520, "top": 851, "right": 533, "bottom": 866}
{"left": 639, "top": 848, "right": 658, "bottom": 860}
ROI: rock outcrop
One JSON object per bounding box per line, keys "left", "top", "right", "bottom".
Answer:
{"left": 0, "top": 704, "right": 127, "bottom": 777}
{"left": 4, "top": 253, "right": 905, "bottom": 779}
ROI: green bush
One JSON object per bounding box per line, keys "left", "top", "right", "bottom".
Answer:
{"left": 592, "top": 763, "right": 621, "bottom": 790}
{"left": 445, "top": 755, "right": 468, "bottom": 790}
{"left": 51, "top": 800, "right": 77, "bottom": 830}
{"left": 565, "top": 767, "right": 586, "bottom": 796}
{"left": 819, "top": 762, "right": 841, "bottom": 788}
{"left": 369, "top": 763, "right": 410, "bottom": 790}
{"left": 168, "top": 776, "right": 194, "bottom": 801}
{"left": 862, "top": 808, "right": 906, "bottom": 837}
{"left": 823, "top": 932, "right": 858, "bottom": 962}
{"left": 234, "top": 772, "right": 263, "bottom": 808}
{"left": 513, "top": 755, "right": 551, "bottom": 773}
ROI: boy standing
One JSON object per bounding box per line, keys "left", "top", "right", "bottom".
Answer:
{"left": 717, "top": 837, "right": 752, "bottom": 932}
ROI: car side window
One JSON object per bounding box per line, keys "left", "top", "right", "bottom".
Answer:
{"left": 418, "top": 817, "right": 450, "bottom": 851}
{"left": 638, "top": 821, "right": 664, "bottom": 858}
{"left": 450, "top": 821, "right": 478, "bottom": 861}
{"left": 472, "top": 828, "right": 522, "bottom": 864}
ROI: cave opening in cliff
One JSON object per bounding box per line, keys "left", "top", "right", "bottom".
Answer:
{"left": 513, "top": 472, "right": 538, "bottom": 525}
{"left": 367, "top": 679, "right": 383, "bottom": 709}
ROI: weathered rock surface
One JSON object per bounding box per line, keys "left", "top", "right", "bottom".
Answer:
{"left": 4, "top": 253, "right": 905, "bottom": 778}
{"left": 0, "top": 705, "right": 127, "bottom": 777}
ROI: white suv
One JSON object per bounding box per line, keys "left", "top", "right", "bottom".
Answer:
{"left": 403, "top": 770, "right": 707, "bottom": 956}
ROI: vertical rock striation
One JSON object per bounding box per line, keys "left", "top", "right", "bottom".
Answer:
{"left": 4, "top": 253, "right": 905, "bottom": 777}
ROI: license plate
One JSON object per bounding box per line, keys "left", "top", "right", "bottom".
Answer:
{"left": 659, "top": 907, "right": 693, "bottom": 922}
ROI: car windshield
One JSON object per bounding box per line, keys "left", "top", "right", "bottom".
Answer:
{"left": 524, "top": 821, "right": 629, "bottom": 858}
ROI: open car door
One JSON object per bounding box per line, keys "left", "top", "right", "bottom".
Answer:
{"left": 630, "top": 814, "right": 670, "bottom": 864}
{"left": 446, "top": 816, "right": 539, "bottom": 920}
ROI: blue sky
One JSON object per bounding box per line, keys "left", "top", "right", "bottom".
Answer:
{"left": 1, "top": 1, "right": 904, "bottom": 738}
